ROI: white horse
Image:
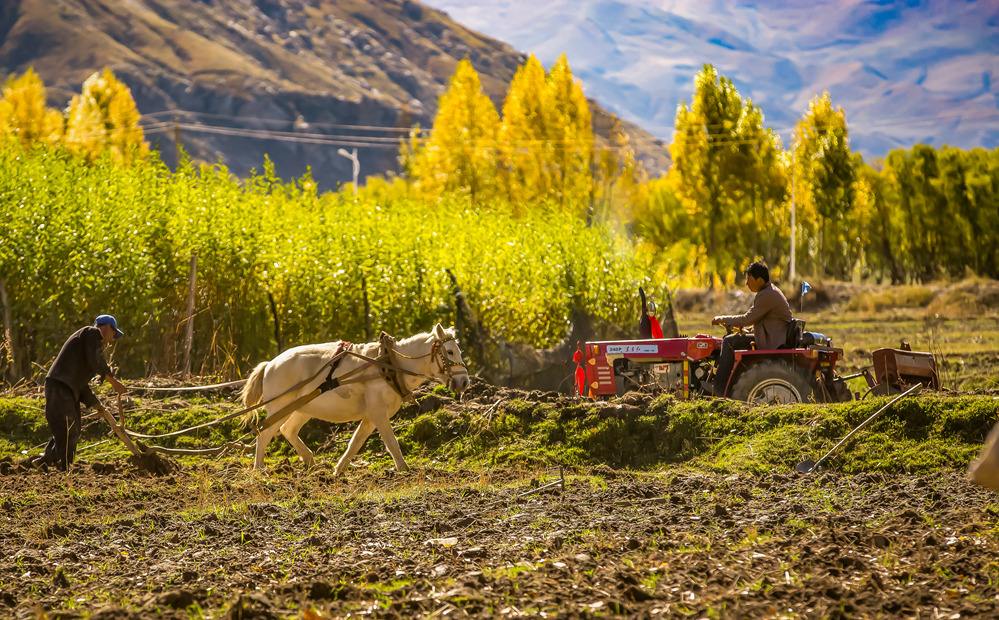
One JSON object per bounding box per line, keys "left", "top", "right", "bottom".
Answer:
{"left": 241, "top": 324, "right": 469, "bottom": 473}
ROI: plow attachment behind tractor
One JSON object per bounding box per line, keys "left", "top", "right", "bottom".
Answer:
{"left": 866, "top": 344, "right": 940, "bottom": 395}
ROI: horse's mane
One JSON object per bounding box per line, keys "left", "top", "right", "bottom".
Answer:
{"left": 397, "top": 326, "right": 456, "bottom": 346}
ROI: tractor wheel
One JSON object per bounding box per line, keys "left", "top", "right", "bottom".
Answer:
{"left": 730, "top": 361, "right": 814, "bottom": 405}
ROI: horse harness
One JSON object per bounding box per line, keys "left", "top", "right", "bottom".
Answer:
{"left": 320, "top": 332, "right": 467, "bottom": 398}
{"left": 256, "top": 332, "right": 467, "bottom": 433}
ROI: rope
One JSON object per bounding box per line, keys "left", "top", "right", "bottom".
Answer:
{"left": 122, "top": 349, "right": 351, "bottom": 440}
{"left": 128, "top": 379, "right": 247, "bottom": 392}
{"left": 123, "top": 406, "right": 253, "bottom": 439}
{"left": 142, "top": 438, "right": 254, "bottom": 456}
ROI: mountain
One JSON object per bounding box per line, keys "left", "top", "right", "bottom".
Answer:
{"left": 0, "top": 0, "right": 667, "bottom": 187}
{"left": 425, "top": 0, "right": 999, "bottom": 158}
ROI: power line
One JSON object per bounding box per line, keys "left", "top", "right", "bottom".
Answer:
{"left": 142, "top": 120, "right": 641, "bottom": 151}
{"left": 143, "top": 123, "right": 400, "bottom": 150}
{"left": 142, "top": 109, "right": 424, "bottom": 133}
{"left": 136, "top": 106, "right": 999, "bottom": 148}
{"left": 636, "top": 109, "right": 999, "bottom": 135}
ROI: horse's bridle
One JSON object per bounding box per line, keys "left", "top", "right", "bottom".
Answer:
{"left": 386, "top": 332, "right": 468, "bottom": 384}
{"left": 430, "top": 334, "right": 469, "bottom": 382}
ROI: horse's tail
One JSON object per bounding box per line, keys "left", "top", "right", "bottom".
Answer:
{"left": 240, "top": 361, "right": 268, "bottom": 426}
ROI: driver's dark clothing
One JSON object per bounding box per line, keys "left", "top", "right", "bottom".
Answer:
{"left": 714, "top": 333, "right": 754, "bottom": 395}
{"left": 41, "top": 326, "right": 112, "bottom": 470}
{"left": 715, "top": 282, "right": 792, "bottom": 351}
{"left": 713, "top": 283, "right": 792, "bottom": 395}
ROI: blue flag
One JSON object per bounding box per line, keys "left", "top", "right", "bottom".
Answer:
{"left": 801, "top": 281, "right": 812, "bottom": 297}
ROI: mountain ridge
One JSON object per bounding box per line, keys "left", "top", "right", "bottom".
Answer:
{"left": 0, "top": 0, "right": 668, "bottom": 187}
{"left": 427, "top": 0, "right": 998, "bottom": 157}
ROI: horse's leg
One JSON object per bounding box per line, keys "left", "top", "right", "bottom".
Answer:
{"left": 370, "top": 413, "right": 409, "bottom": 473}
{"left": 280, "top": 412, "right": 314, "bottom": 468}
{"left": 254, "top": 419, "right": 281, "bottom": 471}
{"left": 334, "top": 420, "right": 375, "bottom": 476}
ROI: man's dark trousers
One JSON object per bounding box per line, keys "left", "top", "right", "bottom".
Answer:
{"left": 42, "top": 379, "right": 82, "bottom": 470}
{"left": 714, "top": 333, "right": 754, "bottom": 395}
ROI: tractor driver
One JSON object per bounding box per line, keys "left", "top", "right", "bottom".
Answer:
{"left": 708, "top": 261, "right": 792, "bottom": 396}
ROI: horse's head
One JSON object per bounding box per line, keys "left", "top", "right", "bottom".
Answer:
{"left": 430, "top": 323, "right": 469, "bottom": 394}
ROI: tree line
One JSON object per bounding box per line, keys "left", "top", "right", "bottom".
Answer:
{"left": 0, "top": 58, "right": 996, "bottom": 378}
{"left": 4, "top": 60, "right": 994, "bottom": 285}
{"left": 398, "top": 61, "right": 998, "bottom": 285}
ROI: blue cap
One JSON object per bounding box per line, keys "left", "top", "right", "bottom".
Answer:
{"left": 95, "top": 314, "right": 124, "bottom": 339}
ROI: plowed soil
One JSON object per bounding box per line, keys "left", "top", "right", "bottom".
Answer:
{"left": 2, "top": 460, "right": 997, "bottom": 618}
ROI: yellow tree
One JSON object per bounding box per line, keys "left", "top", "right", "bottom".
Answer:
{"left": 498, "top": 54, "right": 552, "bottom": 210}
{"left": 545, "top": 54, "right": 594, "bottom": 214}
{"left": 594, "top": 117, "right": 640, "bottom": 223}
{"left": 734, "top": 100, "right": 787, "bottom": 264}
{"left": 0, "top": 68, "right": 64, "bottom": 146}
{"left": 65, "top": 68, "right": 148, "bottom": 163}
{"left": 791, "top": 92, "right": 855, "bottom": 278}
{"left": 407, "top": 60, "right": 499, "bottom": 203}
{"left": 667, "top": 65, "right": 746, "bottom": 276}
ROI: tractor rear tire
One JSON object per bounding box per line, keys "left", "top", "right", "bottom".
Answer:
{"left": 730, "top": 361, "right": 814, "bottom": 405}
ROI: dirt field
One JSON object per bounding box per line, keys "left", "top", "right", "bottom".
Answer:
{"left": 3, "top": 284, "right": 998, "bottom": 618}
{"left": 2, "top": 455, "right": 998, "bottom": 618}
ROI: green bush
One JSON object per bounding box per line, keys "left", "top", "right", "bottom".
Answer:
{"left": 0, "top": 142, "right": 643, "bottom": 378}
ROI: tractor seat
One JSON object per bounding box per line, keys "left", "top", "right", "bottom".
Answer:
{"left": 780, "top": 318, "right": 806, "bottom": 349}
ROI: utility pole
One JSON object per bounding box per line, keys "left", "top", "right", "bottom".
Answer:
{"left": 172, "top": 120, "right": 183, "bottom": 164}
{"left": 337, "top": 147, "right": 359, "bottom": 195}
{"left": 790, "top": 165, "right": 796, "bottom": 282}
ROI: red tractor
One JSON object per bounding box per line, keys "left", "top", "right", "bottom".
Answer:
{"left": 575, "top": 320, "right": 855, "bottom": 404}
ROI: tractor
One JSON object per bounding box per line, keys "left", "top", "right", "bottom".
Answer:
{"left": 573, "top": 319, "right": 939, "bottom": 405}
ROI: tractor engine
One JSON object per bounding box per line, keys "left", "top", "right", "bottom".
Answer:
{"left": 578, "top": 335, "right": 721, "bottom": 398}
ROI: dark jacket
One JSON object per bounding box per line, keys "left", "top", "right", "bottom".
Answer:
{"left": 46, "top": 326, "right": 112, "bottom": 407}
{"left": 717, "top": 283, "right": 793, "bottom": 350}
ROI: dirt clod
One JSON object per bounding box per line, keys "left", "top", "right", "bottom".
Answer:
{"left": 224, "top": 593, "right": 278, "bottom": 620}
{"left": 128, "top": 451, "right": 178, "bottom": 476}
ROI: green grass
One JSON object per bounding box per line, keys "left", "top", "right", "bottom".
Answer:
{"left": 3, "top": 386, "right": 997, "bottom": 476}
{"left": 400, "top": 393, "right": 998, "bottom": 474}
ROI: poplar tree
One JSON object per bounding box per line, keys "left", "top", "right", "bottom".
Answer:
{"left": 498, "top": 54, "right": 552, "bottom": 210}
{"left": 734, "top": 100, "right": 786, "bottom": 264}
{"left": 668, "top": 65, "right": 748, "bottom": 276}
{"left": 545, "top": 54, "right": 593, "bottom": 213}
{"left": 0, "top": 68, "right": 64, "bottom": 146}
{"left": 791, "top": 92, "right": 855, "bottom": 278}
{"left": 64, "top": 68, "right": 148, "bottom": 163}
{"left": 594, "top": 118, "right": 640, "bottom": 223}
{"left": 406, "top": 59, "right": 499, "bottom": 203}
{"left": 854, "top": 159, "right": 904, "bottom": 283}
